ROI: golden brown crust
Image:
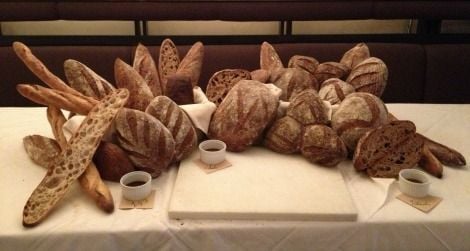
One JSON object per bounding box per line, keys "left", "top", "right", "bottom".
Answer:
{"left": 418, "top": 134, "right": 466, "bottom": 166}
{"left": 419, "top": 145, "right": 444, "bottom": 178}
{"left": 206, "top": 69, "right": 252, "bottom": 106}
{"left": 300, "top": 124, "right": 347, "bottom": 167}
{"left": 340, "top": 43, "right": 370, "bottom": 69}
{"left": 176, "top": 41, "right": 204, "bottom": 87}
{"left": 346, "top": 57, "right": 388, "bottom": 97}
{"left": 286, "top": 89, "right": 328, "bottom": 126}
{"left": 159, "top": 39, "right": 180, "bottom": 92}
{"left": 133, "top": 43, "right": 163, "bottom": 97}
{"left": 46, "top": 106, "right": 68, "bottom": 148}
{"left": 264, "top": 116, "right": 302, "bottom": 154}
{"left": 260, "top": 41, "right": 283, "bottom": 71}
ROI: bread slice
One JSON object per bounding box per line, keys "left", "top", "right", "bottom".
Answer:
{"left": 159, "top": 38, "right": 180, "bottom": 92}
{"left": 353, "top": 120, "right": 423, "bottom": 178}
{"left": 22, "top": 89, "right": 129, "bottom": 227}
{"left": 206, "top": 69, "right": 251, "bottom": 106}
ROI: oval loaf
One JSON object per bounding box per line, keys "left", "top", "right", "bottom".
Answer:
{"left": 300, "top": 124, "right": 347, "bottom": 167}
{"left": 264, "top": 116, "right": 303, "bottom": 154}
{"left": 286, "top": 89, "right": 328, "bottom": 126}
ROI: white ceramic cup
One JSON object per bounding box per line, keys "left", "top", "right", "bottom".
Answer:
{"left": 199, "top": 139, "right": 226, "bottom": 165}
{"left": 120, "top": 171, "right": 152, "bottom": 201}
{"left": 398, "top": 169, "right": 431, "bottom": 198}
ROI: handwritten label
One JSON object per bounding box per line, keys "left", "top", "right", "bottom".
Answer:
{"left": 396, "top": 193, "right": 442, "bottom": 213}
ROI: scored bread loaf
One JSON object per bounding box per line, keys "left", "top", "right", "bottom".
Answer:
{"left": 313, "top": 62, "right": 350, "bottom": 84}
{"left": 286, "top": 89, "right": 328, "bottom": 126}
{"left": 264, "top": 116, "right": 302, "bottom": 154}
{"left": 331, "top": 92, "right": 388, "bottom": 152}
{"left": 318, "top": 78, "right": 355, "bottom": 105}
{"left": 340, "top": 43, "right": 370, "bottom": 69}
{"left": 346, "top": 57, "right": 388, "bottom": 97}
{"left": 23, "top": 135, "right": 61, "bottom": 168}
{"left": 133, "top": 43, "right": 163, "bottom": 97}
{"left": 93, "top": 141, "right": 135, "bottom": 182}
{"left": 159, "top": 38, "right": 180, "bottom": 92}
{"left": 206, "top": 69, "right": 252, "bottom": 106}
{"left": 288, "top": 55, "right": 320, "bottom": 90}
{"left": 250, "top": 69, "right": 269, "bottom": 83}
{"left": 146, "top": 96, "right": 197, "bottom": 162}
{"left": 115, "top": 108, "right": 175, "bottom": 177}
{"left": 176, "top": 41, "right": 204, "bottom": 87}
{"left": 353, "top": 120, "right": 423, "bottom": 178}
{"left": 208, "top": 80, "right": 279, "bottom": 152}
{"left": 64, "top": 59, "right": 115, "bottom": 100}
{"left": 260, "top": 41, "right": 283, "bottom": 71}
{"left": 300, "top": 124, "right": 347, "bottom": 167}
{"left": 270, "top": 68, "right": 315, "bottom": 101}
{"left": 22, "top": 89, "right": 129, "bottom": 227}
{"left": 114, "top": 58, "right": 154, "bottom": 111}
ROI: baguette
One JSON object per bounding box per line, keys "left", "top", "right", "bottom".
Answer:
{"left": 159, "top": 38, "right": 180, "bottom": 92}
{"left": 46, "top": 106, "right": 68, "bottom": 148}
{"left": 418, "top": 133, "right": 466, "bottom": 166}
{"left": 133, "top": 43, "right": 163, "bottom": 97}
{"left": 176, "top": 41, "right": 204, "bottom": 87}
{"left": 23, "top": 89, "right": 128, "bottom": 227}
{"left": 419, "top": 145, "right": 444, "bottom": 178}
{"left": 17, "top": 84, "right": 94, "bottom": 115}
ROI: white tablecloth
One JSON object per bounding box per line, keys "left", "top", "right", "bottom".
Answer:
{"left": 1, "top": 104, "right": 470, "bottom": 251}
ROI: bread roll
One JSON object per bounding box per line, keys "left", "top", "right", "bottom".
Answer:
{"left": 146, "top": 96, "right": 197, "bottom": 161}
{"left": 288, "top": 55, "right": 320, "bottom": 90}
{"left": 346, "top": 57, "right": 388, "bottom": 97}
{"left": 93, "top": 141, "right": 135, "bottom": 182}
{"left": 264, "top": 116, "right": 302, "bottom": 154}
{"left": 331, "top": 92, "right": 388, "bottom": 152}
{"left": 208, "top": 80, "right": 278, "bottom": 152}
{"left": 314, "top": 62, "right": 350, "bottom": 84}
{"left": 133, "top": 43, "right": 163, "bottom": 97}
{"left": 286, "top": 89, "right": 328, "bottom": 126}
{"left": 353, "top": 120, "right": 423, "bottom": 178}
{"left": 318, "top": 78, "right": 355, "bottom": 105}
{"left": 340, "top": 43, "right": 370, "bottom": 69}
{"left": 270, "top": 68, "right": 315, "bottom": 101}
{"left": 114, "top": 58, "right": 154, "bottom": 111}
{"left": 176, "top": 41, "right": 204, "bottom": 87}
{"left": 206, "top": 69, "right": 251, "bottom": 106}
{"left": 300, "top": 124, "right": 347, "bottom": 167}
{"left": 115, "top": 108, "right": 175, "bottom": 177}
{"left": 159, "top": 38, "right": 180, "bottom": 92}
{"left": 164, "top": 73, "right": 194, "bottom": 105}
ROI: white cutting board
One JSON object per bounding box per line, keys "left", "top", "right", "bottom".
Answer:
{"left": 168, "top": 147, "right": 357, "bottom": 221}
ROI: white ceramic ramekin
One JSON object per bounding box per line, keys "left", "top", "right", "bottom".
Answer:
{"left": 199, "top": 139, "right": 226, "bottom": 165}
{"left": 398, "top": 169, "right": 431, "bottom": 198}
{"left": 120, "top": 171, "right": 152, "bottom": 201}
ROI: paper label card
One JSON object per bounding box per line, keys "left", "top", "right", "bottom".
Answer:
{"left": 193, "top": 159, "right": 232, "bottom": 174}
{"left": 119, "top": 190, "right": 156, "bottom": 209}
{"left": 396, "top": 193, "right": 442, "bottom": 213}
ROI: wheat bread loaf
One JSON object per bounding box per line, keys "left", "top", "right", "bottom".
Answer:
{"left": 133, "top": 43, "right": 163, "bottom": 97}
{"left": 260, "top": 41, "right": 283, "bottom": 71}
{"left": 340, "top": 43, "right": 370, "bottom": 69}
{"left": 313, "top": 62, "right": 350, "bottom": 84}
{"left": 23, "top": 135, "right": 61, "bottom": 168}
{"left": 264, "top": 116, "right": 303, "bottom": 154}
{"left": 93, "top": 141, "right": 135, "bottom": 182}
{"left": 318, "top": 78, "right": 355, "bottom": 105}
{"left": 250, "top": 69, "right": 270, "bottom": 83}
{"left": 346, "top": 57, "right": 388, "bottom": 97}
{"left": 286, "top": 89, "right": 328, "bottom": 126}
{"left": 270, "top": 68, "right": 315, "bottom": 101}
{"left": 206, "top": 69, "right": 252, "bottom": 106}
{"left": 164, "top": 73, "right": 194, "bottom": 105}
{"left": 300, "top": 124, "right": 347, "bottom": 167}
{"left": 176, "top": 41, "right": 204, "bottom": 87}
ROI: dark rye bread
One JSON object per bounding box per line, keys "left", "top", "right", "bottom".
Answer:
{"left": 331, "top": 92, "right": 388, "bottom": 152}
{"left": 159, "top": 38, "right": 180, "bottom": 92}
{"left": 286, "top": 89, "right": 328, "bottom": 126}
{"left": 264, "top": 116, "right": 302, "bottom": 154}
{"left": 115, "top": 108, "right": 175, "bottom": 178}
{"left": 300, "top": 124, "right": 347, "bottom": 167}
{"left": 206, "top": 69, "right": 252, "bottom": 106}
{"left": 208, "top": 80, "right": 278, "bottom": 152}
{"left": 165, "top": 73, "right": 194, "bottom": 105}
{"left": 146, "top": 96, "right": 197, "bottom": 162}
{"left": 133, "top": 43, "right": 163, "bottom": 97}
{"left": 93, "top": 141, "right": 136, "bottom": 182}
{"left": 353, "top": 120, "right": 424, "bottom": 178}
{"left": 318, "top": 78, "right": 355, "bottom": 105}
{"left": 64, "top": 59, "right": 115, "bottom": 100}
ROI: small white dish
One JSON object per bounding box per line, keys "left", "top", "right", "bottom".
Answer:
{"left": 199, "top": 139, "right": 226, "bottom": 165}
{"left": 398, "top": 169, "right": 431, "bottom": 198}
{"left": 120, "top": 171, "right": 152, "bottom": 201}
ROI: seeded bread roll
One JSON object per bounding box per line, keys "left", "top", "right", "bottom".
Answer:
{"left": 115, "top": 108, "right": 175, "bottom": 177}
{"left": 313, "top": 62, "right": 350, "bottom": 84}
{"left": 146, "top": 96, "right": 197, "bottom": 162}
{"left": 331, "top": 92, "right": 388, "bottom": 152}
{"left": 114, "top": 58, "right": 154, "bottom": 111}
{"left": 264, "top": 116, "right": 302, "bottom": 154}
{"left": 208, "top": 80, "right": 278, "bottom": 152}
{"left": 133, "top": 43, "right": 163, "bottom": 97}
{"left": 64, "top": 59, "right": 115, "bottom": 100}
{"left": 206, "top": 69, "right": 252, "bottom": 106}
{"left": 159, "top": 38, "right": 180, "bottom": 92}
{"left": 286, "top": 89, "right": 328, "bottom": 126}
{"left": 353, "top": 120, "right": 423, "bottom": 178}
{"left": 340, "top": 43, "right": 370, "bottom": 69}
{"left": 318, "top": 78, "right": 355, "bottom": 105}
{"left": 300, "top": 124, "right": 347, "bottom": 167}
{"left": 270, "top": 68, "right": 315, "bottom": 101}
{"left": 346, "top": 57, "right": 388, "bottom": 97}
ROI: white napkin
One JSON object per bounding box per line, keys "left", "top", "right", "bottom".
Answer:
{"left": 179, "top": 87, "right": 216, "bottom": 135}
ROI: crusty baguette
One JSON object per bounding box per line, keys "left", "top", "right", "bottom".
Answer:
{"left": 419, "top": 145, "right": 444, "bottom": 178}
{"left": 260, "top": 41, "right": 283, "bottom": 71}
{"left": 23, "top": 89, "right": 129, "bottom": 227}
{"left": 206, "top": 69, "right": 251, "bottom": 106}
{"left": 159, "top": 38, "right": 180, "bottom": 92}
{"left": 46, "top": 106, "right": 68, "bottom": 148}
{"left": 17, "top": 84, "right": 94, "bottom": 115}
{"left": 418, "top": 133, "right": 466, "bottom": 166}
{"left": 133, "top": 43, "right": 163, "bottom": 97}
{"left": 12, "top": 41, "right": 97, "bottom": 105}
{"left": 176, "top": 41, "right": 204, "bottom": 87}
{"left": 64, "top": 59, "right": 115, "bottom": 100}
{"left": 23, "top": 135, "right": 61, "bottom": 168}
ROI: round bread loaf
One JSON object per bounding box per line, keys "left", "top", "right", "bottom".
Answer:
{"left": 318, "top": 78, "right": 355, "bottom": 105}
{"left": 115, "top": 108, "right": 175, "bottom": 178}
{"left": 300, "top": 124, "right": 347, "bottom": 167}
{"left": 206, "top": 69, "right": 252, "bottom": 106}
{"left": 260, "top": 41, "right": 283, "bottom": 71}
{"left": 313, "top": 62, "right": 350, "bottom": 84}
{"left": 146, "top": 96, "right": 197, "bottom": 162}
{"left": 346, "top": 57, "right": 388, "bottom": 97}
{"left": 286, "top": 89, "right": 328, "bottom": 126}
{"left": 270, "top": 68, "right": 315, "bottom": 101}
{"left": 331, "top": 92, "right": 388, "bottom": 152}
{"left": 208, "top": 80, "right": 278, "bottom": 152}
{"left": 250, "top": 69, "right": 269, "bottom": 83}
{"left": 340, "top": 43, "right": 370, "bottom": 69}
{"left": 288, "top": 55, "right": 319, "bottom": 75}
{"left": 264, "top": 116, "right": 302, "bottom": 154}
{"left": 93, "top": 141, "right": 135, "bottom": 182}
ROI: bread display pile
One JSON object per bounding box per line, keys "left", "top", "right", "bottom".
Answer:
{"left": 13, "top": 40, "right": 466, "bottom": 226}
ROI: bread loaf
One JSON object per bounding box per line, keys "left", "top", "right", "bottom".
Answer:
{"left": 176, "top": 41, "right": 204, "bottom": 87}
{"left": 133, "top": 43, "right": 163, "bottom": 97}
{"left": 331, "top": 92, "right": 388, "bottom": 152}
{"left": 64, "top": 59, "right": 115, "bottom": 100}
{"left": 288, "top": 55, "right": 319, "bottom": 75}
{"left": 353, "top": 120, "right": 423, "bottom": 178}
{"left": 419, "top": 145, "right": 444, "bottom": 178}
{"left": 418, "top": 133, "right": 466, "bottom": 166}
{"left": 286, "top": 89, "right": 328, "bottom": 126}
{"left": 250, "top": 69, "right": 269, "bottom": 83}
{"left": 93, "top": 141, "right": 135, "bottom": 182}
{"left": 165, "top": 73, "right": 194, "bottom": 105}
{"left": 146, "top": 96, "right": 197, "bottom": 161}
{"left": 114, "top": 58, "right": 154, "bottom": 111}
{"left": 23, "top": 135, "right": 61, "bottom": 168}
{"left": 46, "top": 106, "right": 68, "bottom": 148}
{"left": 314, "top": 62, "right": 350, "bottom": 84}
{"left": 206, "top": 69, "right": 251, "bottom": 106}
{"left": 300, "top": 124, "right": 347, "bottom": 167}
{"left": 208, "top": 80, "right": 278, "bottom": 152}
{"left": 159, "top": 39, "right": 180, "bottom": 92}
{"left": 23, "top": 89, "right": 129, "bottom": 227}
{"left": 115, "top": 108, "right": 175, "bottom": 177}
{"left": 318, "top": 78, "right": 355, "bottom": 105}
{"left": 260, "top": 41, "right": 283, "bottom": 71}
{"left": 264, "top": 116, "right": 302, "bottom": 154}
{"left": 340, "top": 43, "right": 370, "bottom": 69}
{"left": 270, "top": 68, "right": 315, "bottom": 101}
{"left": 346, "top": 57, "right": 388, "bottom": 97}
